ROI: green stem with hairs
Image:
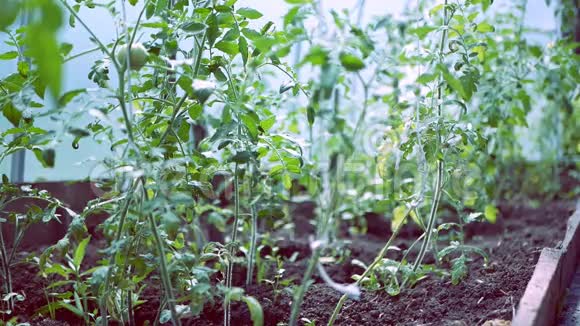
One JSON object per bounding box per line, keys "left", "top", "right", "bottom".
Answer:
{"left": 100, "top": 184, "right": 134, "bottom": 326}
{"left": 291, "top": 92, "right": 344, "bottom": 325}
{"left": 405, "top": 0, "right": 450, "bottom": 284}
{"left": 246, "top": 164, "right": 258, "bottom": 286}
{"left": 129, "top": 0, "right": 150, "bottom": 47}
{"left": 116, "top": 59, "right": 135, "bottom": 147}
{"left": 146, "top": 215, "right": 180, "bottom": 326}
{"left": 224, "top": 162, "right": 241, "bottom": 326}
{"left": 246, "top": 203, "right": 258, "bottom": 285}
{"left": 63, "top": 46, "right": 100, "bottom": 63}
{"left": 157, "top": 32, "right": 207, "bottom": 146}
{"left": 409, "top": 161, "right": 443, "bottom": 275}
{"left": 141, "top": 180, "right": 181, "bottom": 326}
{"left": 157, "top": 95, "right": 188, "bottom": 145}
{"left": 395, "top": 232, "right": 426, "bottom": 276}
{"left": 0, "top": 224, "right": 14, "bottom": 312}
{"left": 58, "top": 0, "right": 111, "bottom": 58}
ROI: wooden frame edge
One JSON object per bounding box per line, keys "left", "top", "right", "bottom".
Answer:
{"left": 512, "top": 201, "right": 580, "bottom": 326}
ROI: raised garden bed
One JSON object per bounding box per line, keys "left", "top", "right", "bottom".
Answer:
{"left": 5, "top": 181, "right": 578, "bottom": 325}
{"left": 514, "top": 200, "right": 580, "bottom": 326}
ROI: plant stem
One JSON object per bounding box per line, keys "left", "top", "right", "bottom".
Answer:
{"left": 100, "top": 186, "right": 133, "bottom": 326}
{"left": 121, "top": 0, "right": 135, "bottom": 123}
{"left": 289, "top": 247, "right": 322, "bottom": 326}
{"left": 407, "top": 0, "right": 449, "bottom": 280}
{"left": 78, "top": 274, "right": 89, "bottom": 325}
{"left": 291, "top": 91, "right": 343, "bottom": 325}
{"left": 127, "top": 289, "right": 135, "bottom": 326}
{"left": 58, "top": 0, "right": 112, "bottom": 58}
{"left": 409, "top": 160, "right": 443, "bottom": 274}
{"left": 157, "top": 32, "right": 206, "bottom": 146}
{"left": 129, "top": 0, "right": 150, "bottom": 47}
{"left": 117, "top": 69, "right": 136, "bottom": 146}
{"left": 147, "top": 227, "right": 179, "bottom": 325}
{"left": 327, "top": 207, "right": 412, "bottom": 326}
{"left": 224, "top": 162, "right": 241, "bottom": 326}
{"left": 246, "top": 203, "right": 257, "bottom": 285}
{"left": 352, "top": 73, "right": 369, "bottom": 138}
{"left": 132, "top": 96, "right": 176, "bottom": 106}
{"left": 122, "top": 239, "right": 139, "bottom": 326}
{"left": 7, "top": 228, "right": 25, "bottom": 274}
{"left": 395, "top": 232, "right": 425, "bottom": 276}
{"left": 157, "top": 95, "right": 188, "bottom": 145}
{"left": 246, "top": 165, "right": 258, "bottom": 286}
{"left": 258, "top": 63, "right": 309, "bottom": 97}
{"left": 0, "top": 227, "right": 13, "bottom": 311}
{"left": 141, "top": 181, "right": 181, "bottom": 326}
{"left": 63, "top": 46, "right": 100, "bottom": 63}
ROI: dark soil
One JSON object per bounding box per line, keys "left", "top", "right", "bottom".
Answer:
{"left": 3, "top": 199, "right": 577, "bottom": 326}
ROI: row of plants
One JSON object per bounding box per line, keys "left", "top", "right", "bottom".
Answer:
{"left": 1, "top": 0, "right": 578, "bottom": 325}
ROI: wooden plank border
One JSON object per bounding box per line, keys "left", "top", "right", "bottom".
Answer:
{"left": 513, "top": 201, "right": 580, "bottom": 326}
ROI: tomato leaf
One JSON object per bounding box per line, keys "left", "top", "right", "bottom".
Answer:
{"left": 58, "top": 89, "right": 86, "bottom": 107}
{"left": 0, "top": 51, "right": 18, "bottom": 60}
{"left": 180, "top": 22, "right": 206, "bottom": 34}
{"left": 242, "top": 296, "right": 264, "bottom": 326}
{"left": 239, "top": 37, "right": 248, "bottom": 66}
{"left": 206, "top": 14, "right": 219, "bottom": 47}
{"left": 484, "top": 204, "right": 497, "bottom": 223}
{"left": 73, "top": 236, "right": 91, "bottom": 270}
{"left": 215, "top": 40, "right": 239, "bottom": 56}
{"left": 339, "top": 52, "right": 365, "bottom": 71}
{"left": 237, "top": 8, "right": 263, "bottom": 20}
{"left": 476, "top": 22, "right": 495, "bottom": 33}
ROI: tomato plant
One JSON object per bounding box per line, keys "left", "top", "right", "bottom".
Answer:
{"left": 0, "top": 0, "right": 578, "bottom": 325}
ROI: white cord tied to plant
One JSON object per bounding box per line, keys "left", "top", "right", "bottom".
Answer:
{"left": 310, "top": 239, "right": 361, "bottom": 300}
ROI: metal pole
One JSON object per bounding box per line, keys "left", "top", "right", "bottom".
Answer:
{"left": 10, "top": 8, "right": 29, "bottom": 183}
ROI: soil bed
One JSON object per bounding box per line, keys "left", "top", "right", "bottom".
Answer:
{"left": 6, "top": 199, "right": 577, "bottom": 326}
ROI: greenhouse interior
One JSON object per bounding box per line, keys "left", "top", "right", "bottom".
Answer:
{"left": 0, "top": 0, "right": 579, "bottom": 325}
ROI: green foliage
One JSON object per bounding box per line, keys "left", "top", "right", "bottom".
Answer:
{"left": 0, "top": 0, "right": 577, "bottom": 325}
{"left": 0, "top": 182, "right": 75, "bottom": 317}
{"left": 25, "top": 0, "right": 63, "bottom": 98}
{"left": 0, "top": 1, "right": 21, "bottom": 31}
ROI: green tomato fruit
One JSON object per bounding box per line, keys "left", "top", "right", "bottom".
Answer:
{"left": 116, "top": 43, "right": 149, "bottom": 70}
